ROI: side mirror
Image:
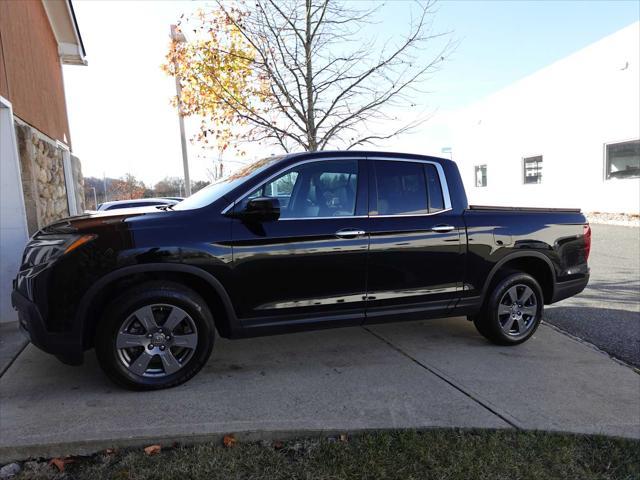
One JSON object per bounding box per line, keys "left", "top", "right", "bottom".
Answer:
{"left": 240, "top": 197, "right": 280, "bottom": 222}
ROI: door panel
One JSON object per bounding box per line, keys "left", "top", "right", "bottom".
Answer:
{"left": 229, "top": 159, "right": 369, "bottom": 329}
{"left": 231, "top": 218, "right": 369, "bottom": 317}
{"left": 366, "top": 214, "right": 464, "bottom": 318}
{"left": 364, "top": 159, "right": 464, "bottom": 322}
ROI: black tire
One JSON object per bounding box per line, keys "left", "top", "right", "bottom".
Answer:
{"left": 473, "top": 272, "right": 544, "bottom": 346}
{"left": 95, "top": 281, "right": 215, "bottom": 390}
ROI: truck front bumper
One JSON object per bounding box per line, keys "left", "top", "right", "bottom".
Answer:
{"left": 11, "top": 289, "right": 84, "bottom": 365}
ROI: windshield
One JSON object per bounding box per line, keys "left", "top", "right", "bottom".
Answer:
{"left": 173, "top": 155, "right": 286, "bottom": 211}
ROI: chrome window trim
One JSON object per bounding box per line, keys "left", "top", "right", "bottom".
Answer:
{"left": 221, "top": 155, "right": 453, "bottom": 217}
{"left": 370, "top": 208, "right": 453, "bottom": 219}
{"left": 280, "top": 215, "right": 369, "bottom": 221}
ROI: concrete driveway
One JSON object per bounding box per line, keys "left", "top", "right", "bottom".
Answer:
{"left": 1, "top": 315, "right": 638, "bottom": 462}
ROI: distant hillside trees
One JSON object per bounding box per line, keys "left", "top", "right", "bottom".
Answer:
{"left": 154, "top": 177, "right": 184, "bottom": 197}
{"left": 83, "top": 174, "right": 210, "bottom": 209}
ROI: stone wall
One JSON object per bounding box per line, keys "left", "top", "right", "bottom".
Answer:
{"left": 14, "top": 122, "right": 41, "bottom": 235}
{"left": 14, "top": 120, "right": 85, "bottom": 234}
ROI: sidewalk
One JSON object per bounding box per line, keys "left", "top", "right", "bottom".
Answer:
{"left": 1, "top": 317, "right": 638, "bottom": 463}
{"left": 0, "top": 322, "right": 27, "bottom": 377}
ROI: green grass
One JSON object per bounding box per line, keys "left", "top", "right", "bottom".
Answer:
{"left": 16, "top": 429, "right": 640, "bottom": 480}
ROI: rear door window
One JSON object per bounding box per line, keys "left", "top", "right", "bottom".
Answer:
{"left": 371, "top": 161, "right": 447, "bottom": 215}
{"left": 372, "top": 161, "right": 429, "bottom": 215}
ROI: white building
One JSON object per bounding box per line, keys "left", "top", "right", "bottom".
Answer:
{"left": 448, "top": 22, "right": 639, "bottom": 214}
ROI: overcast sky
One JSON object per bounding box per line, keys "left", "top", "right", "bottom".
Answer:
{"left": 63, "top": 0, "right": 639, "bottom": 186}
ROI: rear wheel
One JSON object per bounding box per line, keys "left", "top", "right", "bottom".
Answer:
{"left": 95, "top": 282, "right": 214, "bottom": 390}
{"left": 473, "top": 272, "right": 543, "bottom": 345}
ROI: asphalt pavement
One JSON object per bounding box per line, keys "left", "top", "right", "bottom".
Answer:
{"left": 545, "top": 224, "right": 640, "bottom": 368}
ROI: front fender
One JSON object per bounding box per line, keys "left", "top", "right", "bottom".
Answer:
{"left": 75, "top": 263, "right": 240, "bottom": 347}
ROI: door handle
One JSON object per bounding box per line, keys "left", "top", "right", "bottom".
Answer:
{"left": 335, "top": 229, "right": 366, "bottom": 238}
{"left": 431, "top": 224, "right": 455, "bottom": 233}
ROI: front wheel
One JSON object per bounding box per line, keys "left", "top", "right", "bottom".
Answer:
{"left": 473, "top": 272, "right": 544, "bottom": 345}
{"left": 95, "top": 282, "right": 215, "bottom": 390}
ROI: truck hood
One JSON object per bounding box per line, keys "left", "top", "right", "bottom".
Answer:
{"left": 39, "top": 206, "right": 165, "bottom": 235}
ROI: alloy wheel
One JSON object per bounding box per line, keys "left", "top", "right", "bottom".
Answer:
{"left": 497, "top": 284, "right": 538, "bottom": 338}
{"left": 115, "top": 304, "right": 198, "bottom": 377}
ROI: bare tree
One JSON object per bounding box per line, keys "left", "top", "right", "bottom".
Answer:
{"left": 167, "top": 0, "right": 453, "bottom": 153}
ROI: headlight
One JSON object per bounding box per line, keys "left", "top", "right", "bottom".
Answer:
{"left": 22, "top": 234, "right": 96, "bottom": 267}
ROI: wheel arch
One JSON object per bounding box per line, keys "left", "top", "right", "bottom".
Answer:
{"left": 76, "top": 264, "right": 240, "bottom": 349}
{"left": 482, "top": 252, "right": 556, "bottom": 305}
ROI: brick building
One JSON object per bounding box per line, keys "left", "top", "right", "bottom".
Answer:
{"left": 1, "top": 0, "right": 86, "bottom": 323}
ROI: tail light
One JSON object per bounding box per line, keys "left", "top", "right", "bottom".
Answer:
{"left": 583, "top": 224, "right": 591, "bottom": 261}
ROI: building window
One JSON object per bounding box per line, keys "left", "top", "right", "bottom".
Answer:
{"left": 606, "top": 140, "right": 640, "bottom": 179}
{"left": 523, "top": 156, "right": 543, "bottom": 184}
{"left": 474, "top": 165, "right": 487, "bottom": 187}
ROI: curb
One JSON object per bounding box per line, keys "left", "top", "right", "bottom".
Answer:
{"left": 5, "top": 424, "right": 640, "bottom": 464}
{"left": 0, "top": 427, "right": 491, "bottom": 464}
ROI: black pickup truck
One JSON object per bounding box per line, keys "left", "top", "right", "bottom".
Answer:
{"left": 12, "top": 151, "right": 590, "bottom": 389}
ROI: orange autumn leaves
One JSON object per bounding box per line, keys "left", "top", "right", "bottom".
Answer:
{"left": 163, "top": 6, "right": 272, "bottom": 155}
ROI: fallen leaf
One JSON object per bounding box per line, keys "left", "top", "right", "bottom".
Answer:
{"left": 223, "top": 434, "right": 236, "bottom": 448}
{"left": 144, "top": 445, "right": 162, "bottom": 456}
{"left": 339, "top": 434, "right": 348, "bottom": 443}
{"left": 105, "top": 448, "right": 116, "bottom": 455}
{"left": 272, "top": 440, "right": 284, "bottom": 450}
{"left": 49, "top": 457, "right": 74, "bottom": 472}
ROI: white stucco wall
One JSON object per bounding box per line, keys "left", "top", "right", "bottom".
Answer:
{"left": 450, "top": 22, "right": 640, "bottom": 214}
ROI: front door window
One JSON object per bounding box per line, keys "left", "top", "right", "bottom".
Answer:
{"left": 241, "top": 159, "right": 359, "bottom": 219}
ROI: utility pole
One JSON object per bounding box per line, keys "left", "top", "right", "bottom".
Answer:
{"left": 170, "top": 24, "right": 191, "bottom": 197}
{"left": 102, "top": 172, "right": 108, "bottom": 202}
{"left": 91, "top": 187, "right": 97, "bottom": 210}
